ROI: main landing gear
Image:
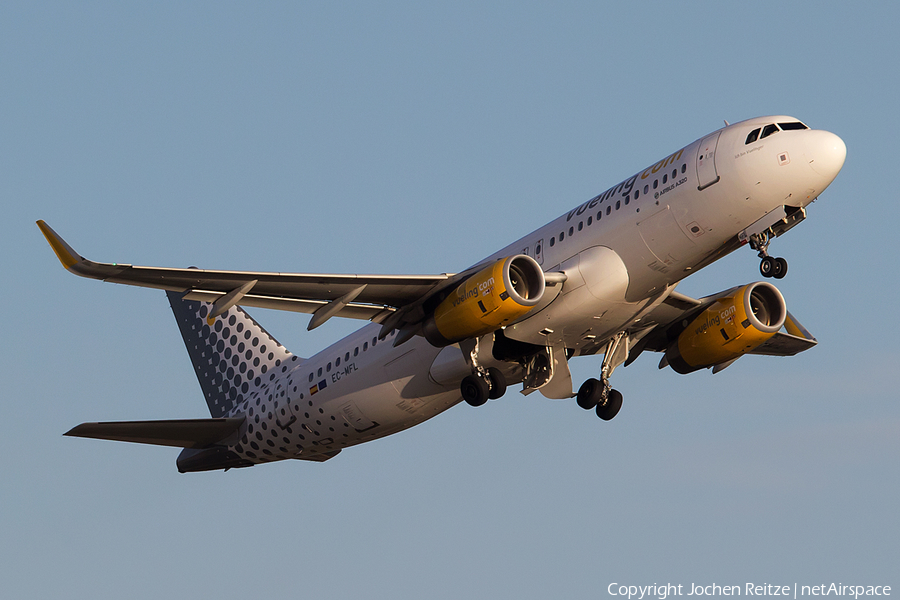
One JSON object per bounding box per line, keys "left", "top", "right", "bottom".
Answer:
{"left": 461, "top": 368, "right": 507, "bottom": 407}
{"left": 576, "top": 378, "right": 623, "bottom": 420}
{"left": 750, "top": 231, "right": 788, "bottom": 279}
{"left": 575, "top": 331, "right": 625, "bottom": 420}
{"left": 458, "top": 338, "right": 508, "bottom": 407}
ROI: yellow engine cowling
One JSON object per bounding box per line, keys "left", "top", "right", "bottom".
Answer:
{"left": 423, "top": 255, "right": 545, "bottom": 347}
{"left": 665, "top": 282, "right": 787, "bottom": 374}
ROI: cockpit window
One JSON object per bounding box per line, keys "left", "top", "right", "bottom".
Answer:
{"left": 778, "top": 121, "right": 808, "bottom": 131}
{"left": 760, "top": 124, "right": 780, "bottom": 139}
{"left": 745, "top": 128, "right": 761, "bottom": 144}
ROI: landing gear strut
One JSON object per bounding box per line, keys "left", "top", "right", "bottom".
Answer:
{"left": 575, "top": 332, "right": 625, "bottom": 420}
{"left": 750, "top": 231, "right": 788, "bottom": 279}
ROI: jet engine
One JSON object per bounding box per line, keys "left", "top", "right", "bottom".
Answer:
{"left": 664, "top": 282, "right": 787, "bottom": 374}
{"left": 423, "top": 255, "right": 545, "bottom": 347}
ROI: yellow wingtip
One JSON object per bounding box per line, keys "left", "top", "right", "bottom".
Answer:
{"left": 36, "top": 220, "right": 82, "bottom": 270}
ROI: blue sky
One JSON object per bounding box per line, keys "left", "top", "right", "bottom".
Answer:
{"left": 3, "top": 2, "right": 897, "bottom": 598}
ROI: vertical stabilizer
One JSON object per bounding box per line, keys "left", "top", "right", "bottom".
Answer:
{"left": 166, "top": 291, "right": 300, "bottom": 418}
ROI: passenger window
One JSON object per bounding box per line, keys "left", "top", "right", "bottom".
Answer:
{"left": 568, "top": 227, "right": 574, "bottom": 236}
{"left": 354, "top": 347, "right": 359, "bottom": 356}
{"left": 550, "top": 237, "right": 555, "bottom": 247}
{"left": 615, "top": 200, "right": 621, "bottom": 210}
{"left": 663, "top": 174, "right": 668, "bottom": 184}
{"left": 761, "top": 124, "right": 779, "bottom": 139}
{"left": 577, "top": 222, "right": 583, "bottom": 231}
{"left": 606, "top": 206, "right": 611, "bottom": 215}
{"left": 587, "top": 216, "right": 592, "bottom": 226}
{"left": 635, "top": 190, "right": 640, "bottom": 200}
{"left": 559, "top": 231, "right": 565, "bottom": 241}
{"left": 746, "top": 128, "right": 761, "bottom": 144}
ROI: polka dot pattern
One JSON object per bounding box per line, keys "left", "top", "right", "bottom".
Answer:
{"left": 166, "top": 291, "right": 295, "bottom": 418}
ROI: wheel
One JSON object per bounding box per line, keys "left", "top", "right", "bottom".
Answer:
{"left": 576, "top": 378, "right": 603, "bottom": 410}
{"left": 773, "top": 257, "right": 788, "bottom": 279}
{"left": 461, "top": 375, "right": 489, "bottom": 407}
{"left": 770, "top": 256, "right": 785, "bottom": 278}
{"left": 760, "top": 256, "right": 776, "bottom": 278}
{"left": 486, "top": 367, "right": 507, "bottom": 400}
{"left": 596, "top": 389, "right": 623, "bottom": 421}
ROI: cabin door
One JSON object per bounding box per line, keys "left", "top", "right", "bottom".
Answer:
{"left": 696, "top": 132, "right": 721, "bottom": 190}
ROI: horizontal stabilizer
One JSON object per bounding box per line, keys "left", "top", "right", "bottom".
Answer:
{"left": 65, "top": 417, "right": 245, "bottom": 449}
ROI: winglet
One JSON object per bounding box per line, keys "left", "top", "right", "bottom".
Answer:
{"left": 36, "top": 220, "right": 83, "bottom": 271}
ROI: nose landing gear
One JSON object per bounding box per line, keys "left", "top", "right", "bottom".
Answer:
{"left": 750, "top": 231, "right": 788, "bottom": 279}
{"left": 759, "top": 255, "right": 788, "bottom": 279}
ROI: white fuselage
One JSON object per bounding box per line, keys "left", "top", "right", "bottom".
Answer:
{"left": 227, "top": 116, "right": 845, "bottom": 465}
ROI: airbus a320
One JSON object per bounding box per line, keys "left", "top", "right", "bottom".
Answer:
{"left": 39, "top": 115, "right": 846, "bottom": 472}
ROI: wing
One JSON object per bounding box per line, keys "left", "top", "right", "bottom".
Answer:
{"left": 626, "top": 286, "right": 817, "bottom": 365}
{"left": 38, "top": 220, "right": 456, "bottom": 330}
{"left": 747, "top": 311, "right": 818, "bottom": 356}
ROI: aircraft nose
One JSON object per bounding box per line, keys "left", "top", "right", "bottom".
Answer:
{"left": 808, "top": 130, "right": 847, "bottom": 180}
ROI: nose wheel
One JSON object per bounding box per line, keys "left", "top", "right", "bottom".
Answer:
{"left": 759, "top": 255, "right": 788, "bottom": 279}
{"left": 750, "top": 232, "right": 788, "bottom": 279}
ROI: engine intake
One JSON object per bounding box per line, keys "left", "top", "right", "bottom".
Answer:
{"left": 423, "top": 255, "right": 545, "bottom": 347}
{"left": 665, "top": 281, "right": 787, "bottom": 374}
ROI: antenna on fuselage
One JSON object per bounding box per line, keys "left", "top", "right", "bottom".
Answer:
{"left": 723, "top": 119, "right": 730, "bottom": 126}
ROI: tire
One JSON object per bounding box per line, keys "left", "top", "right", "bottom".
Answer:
{"left": 576, "top": 378, "right": 603, "bottom": 410}
{"left": 596, "top": 389, "right": 623, "bottom": 421}
{"left": 461, "top": 375, "right": 489, "bottom": 407}
{"left": 760, "top": 256, "right": 775, "bottom": 278}
{"left": 486, "top": 367, "right": 507, "bottom": 400}
{"left": 773, "top": 257, "right": 788, "bottom": 279}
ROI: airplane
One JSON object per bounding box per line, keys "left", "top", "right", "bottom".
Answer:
{"left": 38, "top": 115, "right": 846, "bottom": 472}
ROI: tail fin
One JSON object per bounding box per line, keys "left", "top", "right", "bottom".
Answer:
{"left": 166, "top": 291, "right": 301, "bottom": 418}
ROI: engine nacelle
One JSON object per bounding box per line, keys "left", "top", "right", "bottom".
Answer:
{"left": 665, "top": 282, "right": 787, "bottom": 374}
{"left": 423, "top": 255, "right": 545, "bottom": 347}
